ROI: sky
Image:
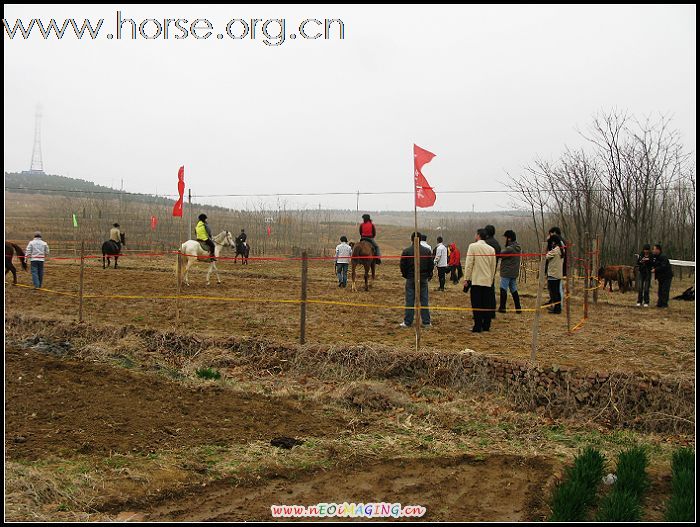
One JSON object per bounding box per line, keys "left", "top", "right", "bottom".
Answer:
{"left": 3, "top": 4, "right": 696, "bottom": 212}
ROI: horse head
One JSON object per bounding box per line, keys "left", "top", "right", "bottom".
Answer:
{"left": 120, "top": 233, "right": 126, "bottom": 246}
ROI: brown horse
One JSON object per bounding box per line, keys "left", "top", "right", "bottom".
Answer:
{"left": 598, "top": 265, "right": 634, "bottom": 292}
{"left": 350, "top": 240, "right": 377, "bottom": 291}
{"left": 5, "top": 242, "right": 27, "bottom": 284}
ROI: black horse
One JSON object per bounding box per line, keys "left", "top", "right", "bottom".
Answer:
{"left": 102, "top": 233, "right": 126, "bottom": 269}
{"left": 234, "top": 239, "right": 250, "bottom": 264}
{"left": 5, "top": 242, "right": 27, "bottom": 284}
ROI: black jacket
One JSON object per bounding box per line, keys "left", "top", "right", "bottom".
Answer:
{"left": 636, "top": 252, "right": 653, "bottom": 278}
{"left": 400, "top": 243, "right": 434, "bottom": 280}
{"left": 484, "top": 236, "right": 502, "bottom": 261}
{"left": 652, "top": 253, "right": 673, "bottom": 280}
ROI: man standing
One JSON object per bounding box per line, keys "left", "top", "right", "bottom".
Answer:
{"left": 420, "top": 233, "right": 432, "bottom": 252}
{"left": 483, "top": 225, "right": 501, "bottom": 318}
{"left": 434, "top": 236, "right": 449, "bottom": 291}
{"left": 335, "top": 236, "right": 352, "bottom": 288}
{"left": 195, "top": 213, "right": 216, "bottom": 261}
{"left": 652, "top": 244, "right": 673, "bottom": 308}
{"left": 399, "top": 232, "right": 434, "bottom": 328}
{"left": 464, "top": 229, "right": 497, "bottom": 332}
{"left": 546, "top": 235, "right": 563, "bottom": 314}
{"left": 636, "top": 244, "right": 653, "bottom": 307}
{"left": 25, "top": 231, "right": 50, "bottom": 289}
{"left": 448, "top": 242, "right": 463, "bottom": 284}
{"left": 498, "top": 230, "right": 522, "bottom": 313}
{"left": 359, "top": 214, "right": 381, "bottom": 264}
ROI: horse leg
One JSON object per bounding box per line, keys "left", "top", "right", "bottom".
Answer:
{"left": 103, "top": 254, "right": 106, "bottom": 269}
{"left": 214, "top": 261, "right": 222, "bottom": 284}
{"left": 114, "top": 255, "right": 119, "bottom": 269}
{"left": 364, "top": 264, "right": 369, "bottom": 291}
{"left": 351, "top": 263, "right": 357, "bottom": 292}
{"left": 206, "top": 262, "right": 212, "bottom": 286}
{"left": 184, "top": 258, "right": 191, "bottom": 286}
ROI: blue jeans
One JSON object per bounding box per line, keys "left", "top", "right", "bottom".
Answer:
{"left": 336, "top": 263, "right": 348, "bottom": 285}
{"left": 404, "top": 278, "right": 430, "bottom": 326}
{"left": 500, "top": 276, "right": 518, "bottom": 293}
{"left": 30, "top": 261, "right": 45, "bottom": 288}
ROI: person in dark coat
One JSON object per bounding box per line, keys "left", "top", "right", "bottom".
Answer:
{"left": 652, "top": 244, "right": 673, "bottom": 308}
{"left": 399, "top": 232, "right": 435, "bottom": 328}
{"left": 482, "top": 225, "right": 501, "bottom": 319}
{"left": 635, "top": 244, "right": 653, "bottom": 307}
{"left": 498, "top": 230, "right": 522, "bottom": 313}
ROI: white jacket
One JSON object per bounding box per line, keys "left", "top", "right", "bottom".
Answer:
{"left": 464, "top": 240, "right": 496, "bottom": 287}
{"left": 434, "top": 243, "right": 448, "bottom": 267}
{"left": 26, "top": 238, "right": 50, "bottom": 261}
{"left": 335, "top": 242, "right": 353, "bottom": 264}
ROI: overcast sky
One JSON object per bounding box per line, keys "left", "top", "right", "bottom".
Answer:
{"left": 3, "top": 4, "right": 696, "bottom": 211}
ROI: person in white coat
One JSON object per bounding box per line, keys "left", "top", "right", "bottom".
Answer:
{"left": 25, "top": 231, "right": 50, "bottom": 289}
{"left": 464, "top": 228, "right": 497, "bottom": 332}
{"left": 434, "top": 236, "right": 449, "bottom": 291}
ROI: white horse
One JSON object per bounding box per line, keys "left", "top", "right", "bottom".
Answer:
{"left": 178, "top": 231, "right": 235, "bottom": 286}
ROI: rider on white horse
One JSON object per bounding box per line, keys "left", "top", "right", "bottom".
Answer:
{"left": 196, "top": 214, "right": 216, "bottom": 262}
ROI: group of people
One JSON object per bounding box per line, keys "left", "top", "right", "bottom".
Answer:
{"left": 635, "top": 243, "right": 674, "bottom": 308}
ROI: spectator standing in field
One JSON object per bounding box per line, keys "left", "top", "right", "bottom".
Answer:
{"left": 464, "top": 228, "right": 497, "bottom": 332}
{"left": 448, "top": 242, "right": 463, "bottom": 284}
{"left": 498, "top": 230, "right": 522, "bottom": 314}
{"left": 434, "top": 236, "right": 449, "bottom": 291}
{"left": 399, "top": 232, "right": 434, "bottom": 328}
{"left": 545, "top": 234, "right": 563, "bottom": 314}
{"left": 420, "top": 233, "right": 432, "bottom": 252}
{"left": 482, "top": 225, "right": 501, "bottom": 318}
{"left": 334, "top": 236, "right": 352, "bottom": 288}
{"left": 547, "top": 227, "right": 567, "bottom": 300}
{"left": 652, "top": 244, "right": 673, "bottom": 308}
{"left": 636, "top": 244, "right": 653, "bottom": 307}
{"left": 25, "top": 231, "right": 50, "bottom": 289}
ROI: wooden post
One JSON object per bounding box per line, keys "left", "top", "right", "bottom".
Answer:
{"left": 531, "top": 242, "right": 547, "bottom": 361}
{"left": 78, "top": 240, "right": 85, "bottom": 323}
{"left": 565, "top": 240, "right": 572, "bottom": 334}
{"left": 300, "top": 250, "right": 308, "bottom": 345}
{"left": 592, "top": 234, "right": 600, "bottom": 304}
{"left": 583, "top": 232, "right": 590, "bottom": 320}
{"left": 175, "top": 220, "right": 182, "bottom": 323}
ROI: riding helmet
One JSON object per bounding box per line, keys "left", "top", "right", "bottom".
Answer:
{"left": 362, "top": 214, "right": 371, "bottom": 221}
{"left": 198, "top": 214, "right": 207, "bottom": 221}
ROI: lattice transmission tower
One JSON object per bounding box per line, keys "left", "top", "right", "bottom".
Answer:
{"left": 29, "top": 104, "right": 45, "bottom": 174}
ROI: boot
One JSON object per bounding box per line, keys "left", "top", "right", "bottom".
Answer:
{"left": 512, "top": 291, "right": 522, "bottom": 314}
{"left": 482, "top": 318, "right": 491, "bottom": 331}
{"left": 498, "top": 289, "right": 507, "bottom": 313}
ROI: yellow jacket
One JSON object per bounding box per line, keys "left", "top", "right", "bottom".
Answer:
{"left": 196, "top": 221, "right": 209, "bottom": 241}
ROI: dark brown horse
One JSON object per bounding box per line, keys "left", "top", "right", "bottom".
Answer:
{"left": 102, "top": 233, "right": 126, "bottom": 269}
{"left": 234, "top": 239, "right": 250, "bottom": 264}
{"left": 598, "top": 265, "right": 634, "bottom": 292}
{"left": 5, "top": 242, "right": 27, "bottom": 284}
{"left": 350, "top": 240, "right": 377, "bottom": 291}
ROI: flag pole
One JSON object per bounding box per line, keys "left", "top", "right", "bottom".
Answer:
{"left": 413, "top": 165, "right": 422, "bottom": 352}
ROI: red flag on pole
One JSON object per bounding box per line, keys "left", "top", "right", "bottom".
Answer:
{"left": 150, "top": 215, "right": 158, "bottom": 231}
{"left": 413, "top": 145, "right": 436, "bottom": 208}
{"left": 172, "top": 166, "right": 185, "bottom": 217}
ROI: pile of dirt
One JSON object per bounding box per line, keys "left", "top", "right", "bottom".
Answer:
{"left": 337, "top": 381, "right": 413, "bottom": 412}
{"left": 5, "top": 346, "right": 357, "bottom": 461}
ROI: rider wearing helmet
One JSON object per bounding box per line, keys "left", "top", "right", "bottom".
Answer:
{"left": 196, "top": 213, "right": 216, "bottom": 261}
{"left": 359, "top": 213, "right": 381, "bottom": 265}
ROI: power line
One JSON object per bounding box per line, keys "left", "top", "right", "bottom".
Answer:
{"left": 4, "top": 185, "right": 695, "bottom": 198}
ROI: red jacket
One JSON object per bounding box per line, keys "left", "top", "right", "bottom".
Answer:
{"left": 448, "top": 244, "right": 461, "bottom": 266}
{"left": 359, "top": 221, "right": 376, "bottom": 238}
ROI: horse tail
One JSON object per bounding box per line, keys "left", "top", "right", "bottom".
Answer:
{"left": 11, "top": 243, "right": 27, "bottom": 270}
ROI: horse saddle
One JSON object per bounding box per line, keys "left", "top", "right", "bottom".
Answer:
{"left": 106, "top": 240, "right": 121, "bottom": 253}
{"left": 198, "top": 240, "right": 210, "bottom": 252}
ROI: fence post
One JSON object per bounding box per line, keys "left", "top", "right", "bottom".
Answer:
{"left": 565, "top": 240, "right": 572, "bottom": 334}
{"left": 592, "top": 234, "right": 600, "bottom": 304}
{"left": 78, "top": 240, "right": 85, "bottom": 323}
{"left": 531, "top": 242, "right": 547, "bottom": 361}
{"left": 583, "top": 232, "right": 590, "bottom": 320}
{"left": 300, "top": 250, "right": 308, "bottom": 345}
{"left": 175, "top": 248, "right": 181, "bottom": 324}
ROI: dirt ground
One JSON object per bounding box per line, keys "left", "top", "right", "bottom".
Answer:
{"left": 4, "top": 253, "right": 695, "bottom": 378}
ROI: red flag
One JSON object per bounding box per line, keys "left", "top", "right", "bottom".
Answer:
{"left": 172, "top": 166, "right": 185, "bottom": 217}
{"left": 150, "top": 215, "right": 158, "bottom": 231}
{"left": 414, "top": 145, "right": 436, "bottom": 208}
{"left": 267, "top": 225, "right": 272, "bottom": 237}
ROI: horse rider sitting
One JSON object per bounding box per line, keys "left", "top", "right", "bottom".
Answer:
{"left": 196, "top": 214, "right": 216, "bottom": 261}
{"left": 236, "top": 229, "right": 247, "bottom": 248}
{"left": 109, "top": 223, "right": 123, "bottom": 250}
{"left": 359, "top": 213, "right": 381, "bottom": 265}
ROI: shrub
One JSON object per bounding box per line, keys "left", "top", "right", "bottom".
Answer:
{"left": 596, "top": 447, "right": 649, "bottom": 522}
{"left": 549, "top": 447, "right": 606, "bottom": 521}
{"left": 664, "top": 448, "right": 695, "bottom": 522}
{"left": 195, "top": 367, "right": 221, "bottom": 380}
